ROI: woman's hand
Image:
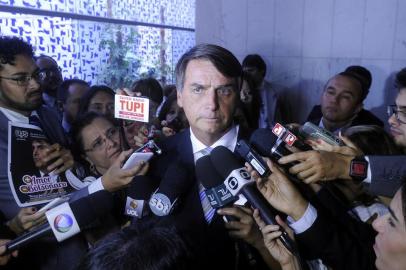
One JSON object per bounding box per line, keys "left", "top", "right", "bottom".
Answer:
{"left": 101, "top": 150, "right": 149, "bottom": 192}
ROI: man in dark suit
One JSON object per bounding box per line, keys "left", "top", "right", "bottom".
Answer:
{"left": 147, "top": 44, "right": 267, "bottom": 269}
{"left": 307, "top": 70, "right": 383, "bottom": 133}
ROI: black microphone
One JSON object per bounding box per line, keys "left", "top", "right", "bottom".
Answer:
{"left": 235, "top": 139, "right": 270, "bottom": 177}
{"left": 5, "top": 190, "right": 114, "bottom": 253}
{"left": 196, "top": 155, "right": 238, "bottom": 211}
{"left": 124, "top": 176, "right": 159, "bottom": 219}
{"left": 196, "top": 155, "right": 260, "bottom": 266}
{"left": 149, "top": 161, "right": 193, "bottom": 216}
{"left": 210, "top": 146, "right": 295, "bottom": 253}
{"left": 249, "top": 128, "right": 302, "bottom": 174}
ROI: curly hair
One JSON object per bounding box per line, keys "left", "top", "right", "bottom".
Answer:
{"left": 0, "top": 36, "right": 34, "bottom": 70}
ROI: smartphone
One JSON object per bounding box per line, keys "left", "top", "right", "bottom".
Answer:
{"left": 299, "top": 122, "right": 343, "bottom": 146}
{"left": 122, "top": 152, "right": 153, "bottom": 170}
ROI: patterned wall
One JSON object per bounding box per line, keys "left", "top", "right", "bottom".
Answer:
{"left": 0, "top": 0, "right": 195, "bottom": 85}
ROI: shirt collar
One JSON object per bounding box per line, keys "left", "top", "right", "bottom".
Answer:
{"left": 190, "top": 124, "right": 239, "bottom": 156}
{"left": 0, "top": 107, "right": 39, "bottom": 123}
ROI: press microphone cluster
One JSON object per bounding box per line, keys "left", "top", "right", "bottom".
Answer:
{"left": 5, "top": 190, "right": 114, "bottom": 253}
{"left": 201, "top": 146, "right": 294, "bottom": 252}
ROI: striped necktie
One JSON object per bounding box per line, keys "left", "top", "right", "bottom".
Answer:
{"left": 196, "top": 147, "right": 216, "bottom": 223}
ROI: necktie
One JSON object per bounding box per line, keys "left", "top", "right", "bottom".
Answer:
{"left": 196, "top": 147, "right": 216, "bottom": 223}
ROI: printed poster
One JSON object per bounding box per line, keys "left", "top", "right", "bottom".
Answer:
{"left": 8, "top": 122, "right": 77, "bottom": 207}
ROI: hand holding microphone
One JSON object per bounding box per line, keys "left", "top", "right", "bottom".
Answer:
{"left": 248, "top": 158, "right": 308, "bottom": 221}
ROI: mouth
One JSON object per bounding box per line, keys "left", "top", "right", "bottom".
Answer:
{"left": 109, "top": 149, "right": 121, "bottom": 159}
{"left": 28, "top": 91, "right": 42, "bottom": 99}
{"left": 390, "top": 127, "right": 403, "bottom": 137}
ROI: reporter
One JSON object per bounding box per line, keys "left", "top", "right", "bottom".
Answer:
{"left": 249, "top": 159, "right": 406, "bottom": 270}
{"left": 72, "top": 112, "right": 149, "bottom": 192}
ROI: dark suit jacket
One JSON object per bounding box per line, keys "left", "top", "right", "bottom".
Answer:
{"left": 307, "top": 105, "right": 384, "bottom": 128}
{"left": 367, "top": 155, "right": 406, "bottom": 197}
{"left": 295, "top": 203, "right": 376, "bottom": 270}
{"left": 147, "top": 127, "right": 266, "bottom": 270}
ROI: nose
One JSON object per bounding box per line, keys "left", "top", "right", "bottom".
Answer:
{"left": 372, "top": 214, "right": 386, "bottom": 233}
{"left": 388, "top": 112, "right": 399, "bottom": 126}
{"left": 205, "top": 88, "right": 219, "bottom": 111}
{"left": 29, "top": 76, "right": 41, "bottom": 91}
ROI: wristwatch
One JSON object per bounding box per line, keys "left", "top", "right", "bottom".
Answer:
{"left": 349, "top": 156, "right": 369, "bottom": 182}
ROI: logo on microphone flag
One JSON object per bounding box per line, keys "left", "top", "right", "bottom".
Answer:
{"left": 54, "top": 214, "right": 73, "bottom": 233}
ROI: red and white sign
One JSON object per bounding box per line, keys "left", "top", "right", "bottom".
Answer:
{"left": 114, "top": 95, "right": 150, "bottom": 123}
{"left": 272, "top": 123, "right": 286, "bottom": 138}
{"left": 283, "top": 132, "right": 297, "bottom": 146}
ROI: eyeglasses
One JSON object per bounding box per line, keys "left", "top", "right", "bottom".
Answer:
{"left": 38, "top": 67, "right": 62, "bottom": 79}
{"left": 84, "top": 126, "right": 120, "bottom": 152}
{"left": 0, "top": 71, "right": 41, "bottom": 86}
{"left": 387, "top": 105, "right": 406, "bottom": 124}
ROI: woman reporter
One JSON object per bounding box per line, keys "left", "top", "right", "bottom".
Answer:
{"left": 249, "top": 159, "right": 406, "bottom": 270}
{"left": 71, "top": 112, "right": 149, "bottom": 192}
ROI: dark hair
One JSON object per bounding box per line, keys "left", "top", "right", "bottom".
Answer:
{"left": 76, "top": 224, "right": 194, "bottom": 270}
{"left": 163, "top": 84, "right": 177, "bottom": 97}
{"left": 345, "top": 65, "right": 372, "bottom": 92}
{"left": 395, "top": 68, "right": 406, "bottom": 90}
{"left": 158, "top": 92, "right": 177, "bottom": 121}
{"left": 0, "top": 36, "right": 34, "bottom": 70}
{"left": 242, "top": 54, "right": 267, "bottom": 75}
{"left": 175, "top": 44, "right": 242, "bottom": 91}
{"left": 343, "top": 125, "right": 402, "bottom": 155}
{"left": 240, "top": 71, "right": 261, "bottom": 129}
{"left": 57, "top": 79, "right": 89, "bottom": 104}
{"left": 78, "top": 85, "right": 115, "bottom": 115}
{"left": 35, "top": 54, "right": 59, "bottom": 66}
{"left": 131, "top": 78, "right": 163, "bottom": 105}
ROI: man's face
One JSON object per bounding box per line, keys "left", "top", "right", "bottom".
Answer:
{"left": 321, "top": 75, "right": 363, "bottom": 123}
{"left": 32, "top": 140, "right": 51, "bottom": 171}
{"left": 36, "top": 57, "right": 63, "bottom": 93}
{"left": 0, "top": 54, "right": 42, "bottom": 115}
{"left": 64, "top": 83, "right": 89, "bottom": 124}
{"left": 177, "top": 59, "right": 238, "bottom": 144}
{"left": 243, "top": 66, "right": 264, "bottom": 87}
{"left": 388, "top": 89, "right": 406, "bottom": 148}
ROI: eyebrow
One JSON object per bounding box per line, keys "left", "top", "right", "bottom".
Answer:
{"left": 388, "top": 206, "right": 399, "bottom": 222}
{"left": 215, "top": 84, "right": 235, "bottom": 91}
{"left": 10, "top": 68, "right": 40, "bottom": 76}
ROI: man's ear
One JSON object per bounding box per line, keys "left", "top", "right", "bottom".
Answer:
{"left": 177, "top": 91, "right": 183, "bottom": 108}
{"left": 354, "top": 103, "right": 363, "bottom": 115}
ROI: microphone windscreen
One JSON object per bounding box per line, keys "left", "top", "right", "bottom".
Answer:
{"left": 210, "top": 146, "right": 242, "bottom": 178}
{"left": 69, "top": 190, "right": 114, "bottom": 228}
{"left": 127, "top": 176, "right": 158, "bottom": 200}
{"left": 159, "top": 161, "right": 192, "bottom": 198}
{"left": 195, "top": 155, "right": 224, "bottom": 189}
{"left": 249, "top": 128, "right": 278, "bottom": 156}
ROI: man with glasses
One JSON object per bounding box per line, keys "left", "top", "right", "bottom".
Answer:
{"left": 388, "top": 68, "right": 406, "bottom": 150}
{"left": 35, "top": 54, "right": 63, "bottom": 110}
{"left": 0, "top": 36, "right": 87, "bottom": 270}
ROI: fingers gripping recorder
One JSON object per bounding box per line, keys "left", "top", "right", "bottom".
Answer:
{"left": 210, "top": 146, "right": 296, "bottom": 254}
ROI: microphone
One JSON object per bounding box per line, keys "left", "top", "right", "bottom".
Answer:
{"left": 149, "top": 161, "right": 193, "bottom": 216}
{"left": 124, "top": 176, "right": 159, "bottom": 219}
{"left": 210, "top": 146, "right": 295, "bottom": 253}
{"left": 5, "top": 190, "right": 114, "bottom": 253}
{"left": 196, "top": 155, "right": 238, "bottom": 211}
{"left": 249, "top": 128, "right": 301, "bottom": 171}
{"left": 196, "top": 155, "right": 260, "bottom": 266}
{"left": 235, "top": 139, "right": 270, "bottom": 177}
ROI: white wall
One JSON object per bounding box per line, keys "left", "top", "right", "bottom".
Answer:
{"left": 196, "top": 0, "right": 406, "bottom": 126}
